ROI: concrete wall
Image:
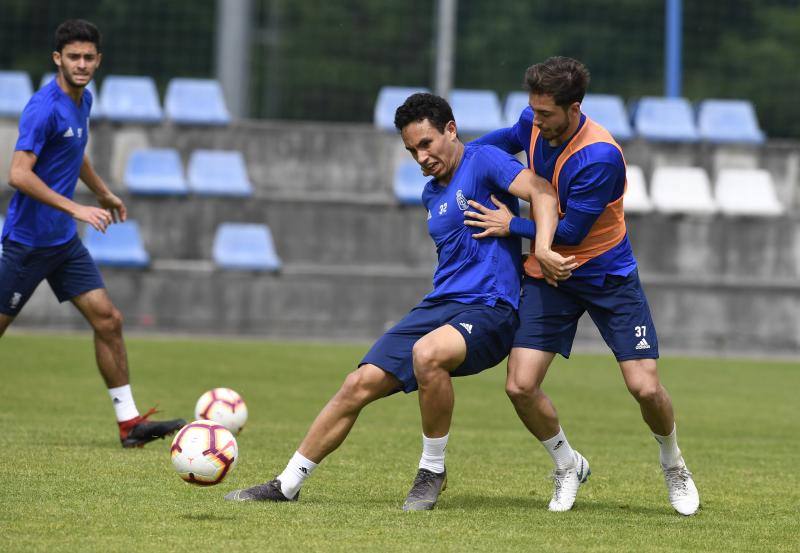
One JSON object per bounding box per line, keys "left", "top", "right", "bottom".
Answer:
{"left": 2, "top": 119, "right": 800, "bottom": 357}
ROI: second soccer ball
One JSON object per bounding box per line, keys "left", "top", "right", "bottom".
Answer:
{"left": 194, "top": 387, "right": 248, "bottom": 435}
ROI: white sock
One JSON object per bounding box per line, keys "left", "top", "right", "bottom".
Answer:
{"left": 108, "top": 385, "right": 139, "bottom": 422}
{"left": 418, "top": 433, "right": 448, "bottom": 474}
{"left": 278, "top": 451, "right": 318, "bottom": 499}
{"left": 541, "top": 427, "right": 576, "bottom": 470}
{"left": 654, "top": 423, "right": 682, "bottom": 468}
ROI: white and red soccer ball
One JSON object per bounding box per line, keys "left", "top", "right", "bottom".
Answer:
{"left": 170, "top": 420, "right": 238, "bottom": 486}
{"left": 194, "top": 388, "right": 248, "bottom": 435}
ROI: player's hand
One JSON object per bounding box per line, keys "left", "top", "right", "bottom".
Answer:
{"left": 464, "top": 195, "right": 513, "bottom": 238}
{"left": 72, "top": 204, "right": 113, "bottom": 233}
{"left": 536, "top": 249, "right": 578, "bottom": 287}
{"left": 97, "top": 192, "right": 127, "bottom": 223}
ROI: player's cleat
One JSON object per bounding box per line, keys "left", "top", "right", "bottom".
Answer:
{"left": 548, "top": 450, "right": 591, "bottom": 512}
{"left": 119, "top": 407, "right": 186, "bottom": 448}
{"left": 662, "top": 458, "right": 700, "bottom": 516}
{"left": 224, "top": 478, "right": 298, "bottom": 502}
{"left": 402, "top": 468, "right": 447, "bottom": 511}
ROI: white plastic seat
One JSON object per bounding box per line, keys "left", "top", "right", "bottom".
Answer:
{"left": 650, "top": 166, "right": 716, "bottom": 214}
{"left": 715, "top": 169, "right": 782, "bottom": 216}
{"left": 624, "top": 165, "right": 653, "bottom": 213}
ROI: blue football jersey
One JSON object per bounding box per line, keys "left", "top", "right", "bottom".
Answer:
{"left": 2, "top": 79, "right": 92, "bottom": 247}
{"left": 422, "top": 143, "right": 524, "bottom": 308}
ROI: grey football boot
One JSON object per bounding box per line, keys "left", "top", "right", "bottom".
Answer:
{"left": 402, "top": 468, "right": 447, "bottom": 511}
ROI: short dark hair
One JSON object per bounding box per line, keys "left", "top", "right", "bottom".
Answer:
{"left": 524, "top": 56, "right": 590, "bottom": 107}
{"left": 394, "top": 92, "right": 455, "bottom": 133}
{"left": 54, "top": 19, "right": 101, "bottom": 52}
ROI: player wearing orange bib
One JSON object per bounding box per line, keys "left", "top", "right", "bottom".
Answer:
{"left": 466, "top": 57, "right": 700, "bottom": 516}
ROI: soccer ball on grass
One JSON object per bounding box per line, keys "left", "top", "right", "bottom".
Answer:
{"left": 170, "top": 420, "right": 238, "bottom": 486}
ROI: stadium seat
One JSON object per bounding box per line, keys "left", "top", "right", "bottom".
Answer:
{"left": 84, "top": 220, "right": 149, "bottom": 267}
{"left": 450, "top": 89, "right": 503, "bottom": 135}
{"left": 40, "top": 73, "right": 103, "bottom": 118}
{"left": 697, "top": 99, "right": 765, "bottom": 144}
{"left": 165, "top": 78, "right": 230, "bottom": 125}
{"left": 503, "top": 92, "right": 529, "bottom": 127}
{"left": 374, "top": 86, "right": 430, "bottom": 131}
{"left": 582, "top": 94, "right": 634, "bottom": 141}
{"left": 124, "top": 148, "right": 188, "bottom": 195}
{"left": 0, "top": 71, "right": 34, "bottom": 118}
{"left": 393, "top": 160, "right": 429, "bottom": 205}
{"left": 715, "top": 169, "right": 782, "bottom": 216}
{"left": 632, "top": 97, "right": 699, "bottom": 142}
{"left": 187, "top": 150, "right": 253, "bottom": 196}
{"left": 624, "top": 165, "right": 653, "bottom": 213}
{"left": 212, "top": 223, "right": 282, "bottom": 271}
{"left": 650, "top": 166, "right": 716, "bottom": 214}
{"left": 99, "top": 75, "right": 163, "bottom": 123}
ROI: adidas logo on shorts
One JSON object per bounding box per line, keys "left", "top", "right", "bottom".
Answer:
{"left": 635, "top": 338, "right": 650, "bottom": 350}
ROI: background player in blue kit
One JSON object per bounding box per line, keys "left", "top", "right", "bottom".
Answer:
{"left": 0, "top": 20, "right": 184, "bottom": 447}
{"left": 225, "top": 93, "right": 570, "bottom": 510}
{"left": 465, "top": 57, "right": 700, "bottom": 515}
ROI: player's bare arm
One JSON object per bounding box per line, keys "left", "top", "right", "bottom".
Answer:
{"left": 9, "top": 150, "right": 112, "bottom": 232}
{"left": 80, "top": 154, "right": 127, "bottom": 223}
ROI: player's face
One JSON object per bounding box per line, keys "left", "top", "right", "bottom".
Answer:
{"left": 53, "top": 41, "right": 101, "bottom": 89}
{"left": 530, "top": 94, "right": 580, "bottom": 145}
{"left": 401, "top": 118, "right": 459, "bottom": 180}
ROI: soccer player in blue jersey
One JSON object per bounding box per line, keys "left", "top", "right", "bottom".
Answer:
{"left": 465, "top": 57, "right": 700, "bottom": 515}
{"left": 0, "top": 20, "right": 185, "bottom": 447}
{"left": 225, "top": 93, "right": 569, "bottom": 510}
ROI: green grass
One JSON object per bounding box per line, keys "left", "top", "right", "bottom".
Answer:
{"left": 0, "top": 334, "right": 797, "bottom": 552}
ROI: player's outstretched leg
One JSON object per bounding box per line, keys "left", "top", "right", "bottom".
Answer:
{"left": 225, "top": 364, "right": 400, "bottom": 502}
{"left": 620, "top": 359, "right": 699, "bottom": 515}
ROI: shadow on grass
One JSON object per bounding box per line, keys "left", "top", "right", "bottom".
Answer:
{"left": 180, "top": 513, "right": 237, "bottom": 521}
{"left": 446, "top": 494, "right": 673, "bottom": 517}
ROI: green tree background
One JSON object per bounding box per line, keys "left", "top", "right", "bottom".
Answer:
{"left": 1, "top": 0, "right": 798, "bottom": 138}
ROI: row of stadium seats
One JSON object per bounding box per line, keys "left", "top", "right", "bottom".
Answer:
{"left": 374, "top": 87, "right": 765, "bottom": 144}
{"left": 394, "top": 160, "right": 782, "bottom": 216}
{"left": 83, "top": 221, "right": 281, "bottom": 271}
{"left": 0, "top": 70, "right": 230, "bottom": 125}
{"left": 124, "top": 149, "right": 252, "bottom": 196}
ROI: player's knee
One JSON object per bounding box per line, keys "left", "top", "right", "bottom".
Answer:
{"left": 337, "top": 369, "right": 378, "bottom": 409}
{"left": 411, "top": 340, "right": 448, "bottom": 382}
{"left": 628, "top": 379, "right": 661, "bottom": 404}
{"left": 94, "top": 306, "right": 124, "bottom": 337}
{"left": 505, "top": 375, "right": 541, "bottom": 404}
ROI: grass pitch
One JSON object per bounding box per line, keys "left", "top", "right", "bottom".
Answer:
{"left": 0, "top": 334, "right": 797, "bottom": 552}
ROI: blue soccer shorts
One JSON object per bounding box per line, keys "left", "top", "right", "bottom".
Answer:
{"left": 0, "top": 234, "right": 105, "bottom": 316}
{"left": 361, "top": 299, "right": 519, "bottom": 393}
{"left": 513, "top": 269, "right": 659, "bottom": 361}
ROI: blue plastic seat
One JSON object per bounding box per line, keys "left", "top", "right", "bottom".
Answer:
{"left": 503, "top": 92, "right": 529, "bottom": 127}
{"left": 633, "top": 97, "right": 699, "bottom": 142}
{"left": 393, "top": 160, "right": 429, "bottom": 205}
{"left": 581, "top": 94, "right": 633, "bottom": 141}
{"left": 39, "top": 73, "right": 102, "bottom": 118}
{"left": 0, "top": 71, "right": 34, "bottom": 117}
{"left": 697, "top": 99, "right": 765, "bottom": 144}
{"left": 99, "top": 75, "right": 163, "bottom": 123}
{"left": 187, "top": 150, "right": 253, "bottom": 196}
{"left": 165, "top": 78, "right": 230, "bottom": 125}
{"left": 84, "top": 220, "right": 149, "bottom": 267}
{"left": 450, "top": 89, "right": 503, "bottom": 135}
{"left": 212, "top": 223, "right": 281, "bottom": 271}
{"left": 374, "top": 86, "right": 430, "bottom": 130}
{"left": 124, "top": 149, "right": 188, "bottom": 195}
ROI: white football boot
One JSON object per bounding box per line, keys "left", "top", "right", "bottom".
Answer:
{"left": 662, "top": 457, "right": 700, "bottom": 515}
{"left": 548, "top": 450, "right": 590, "bottom": 512}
